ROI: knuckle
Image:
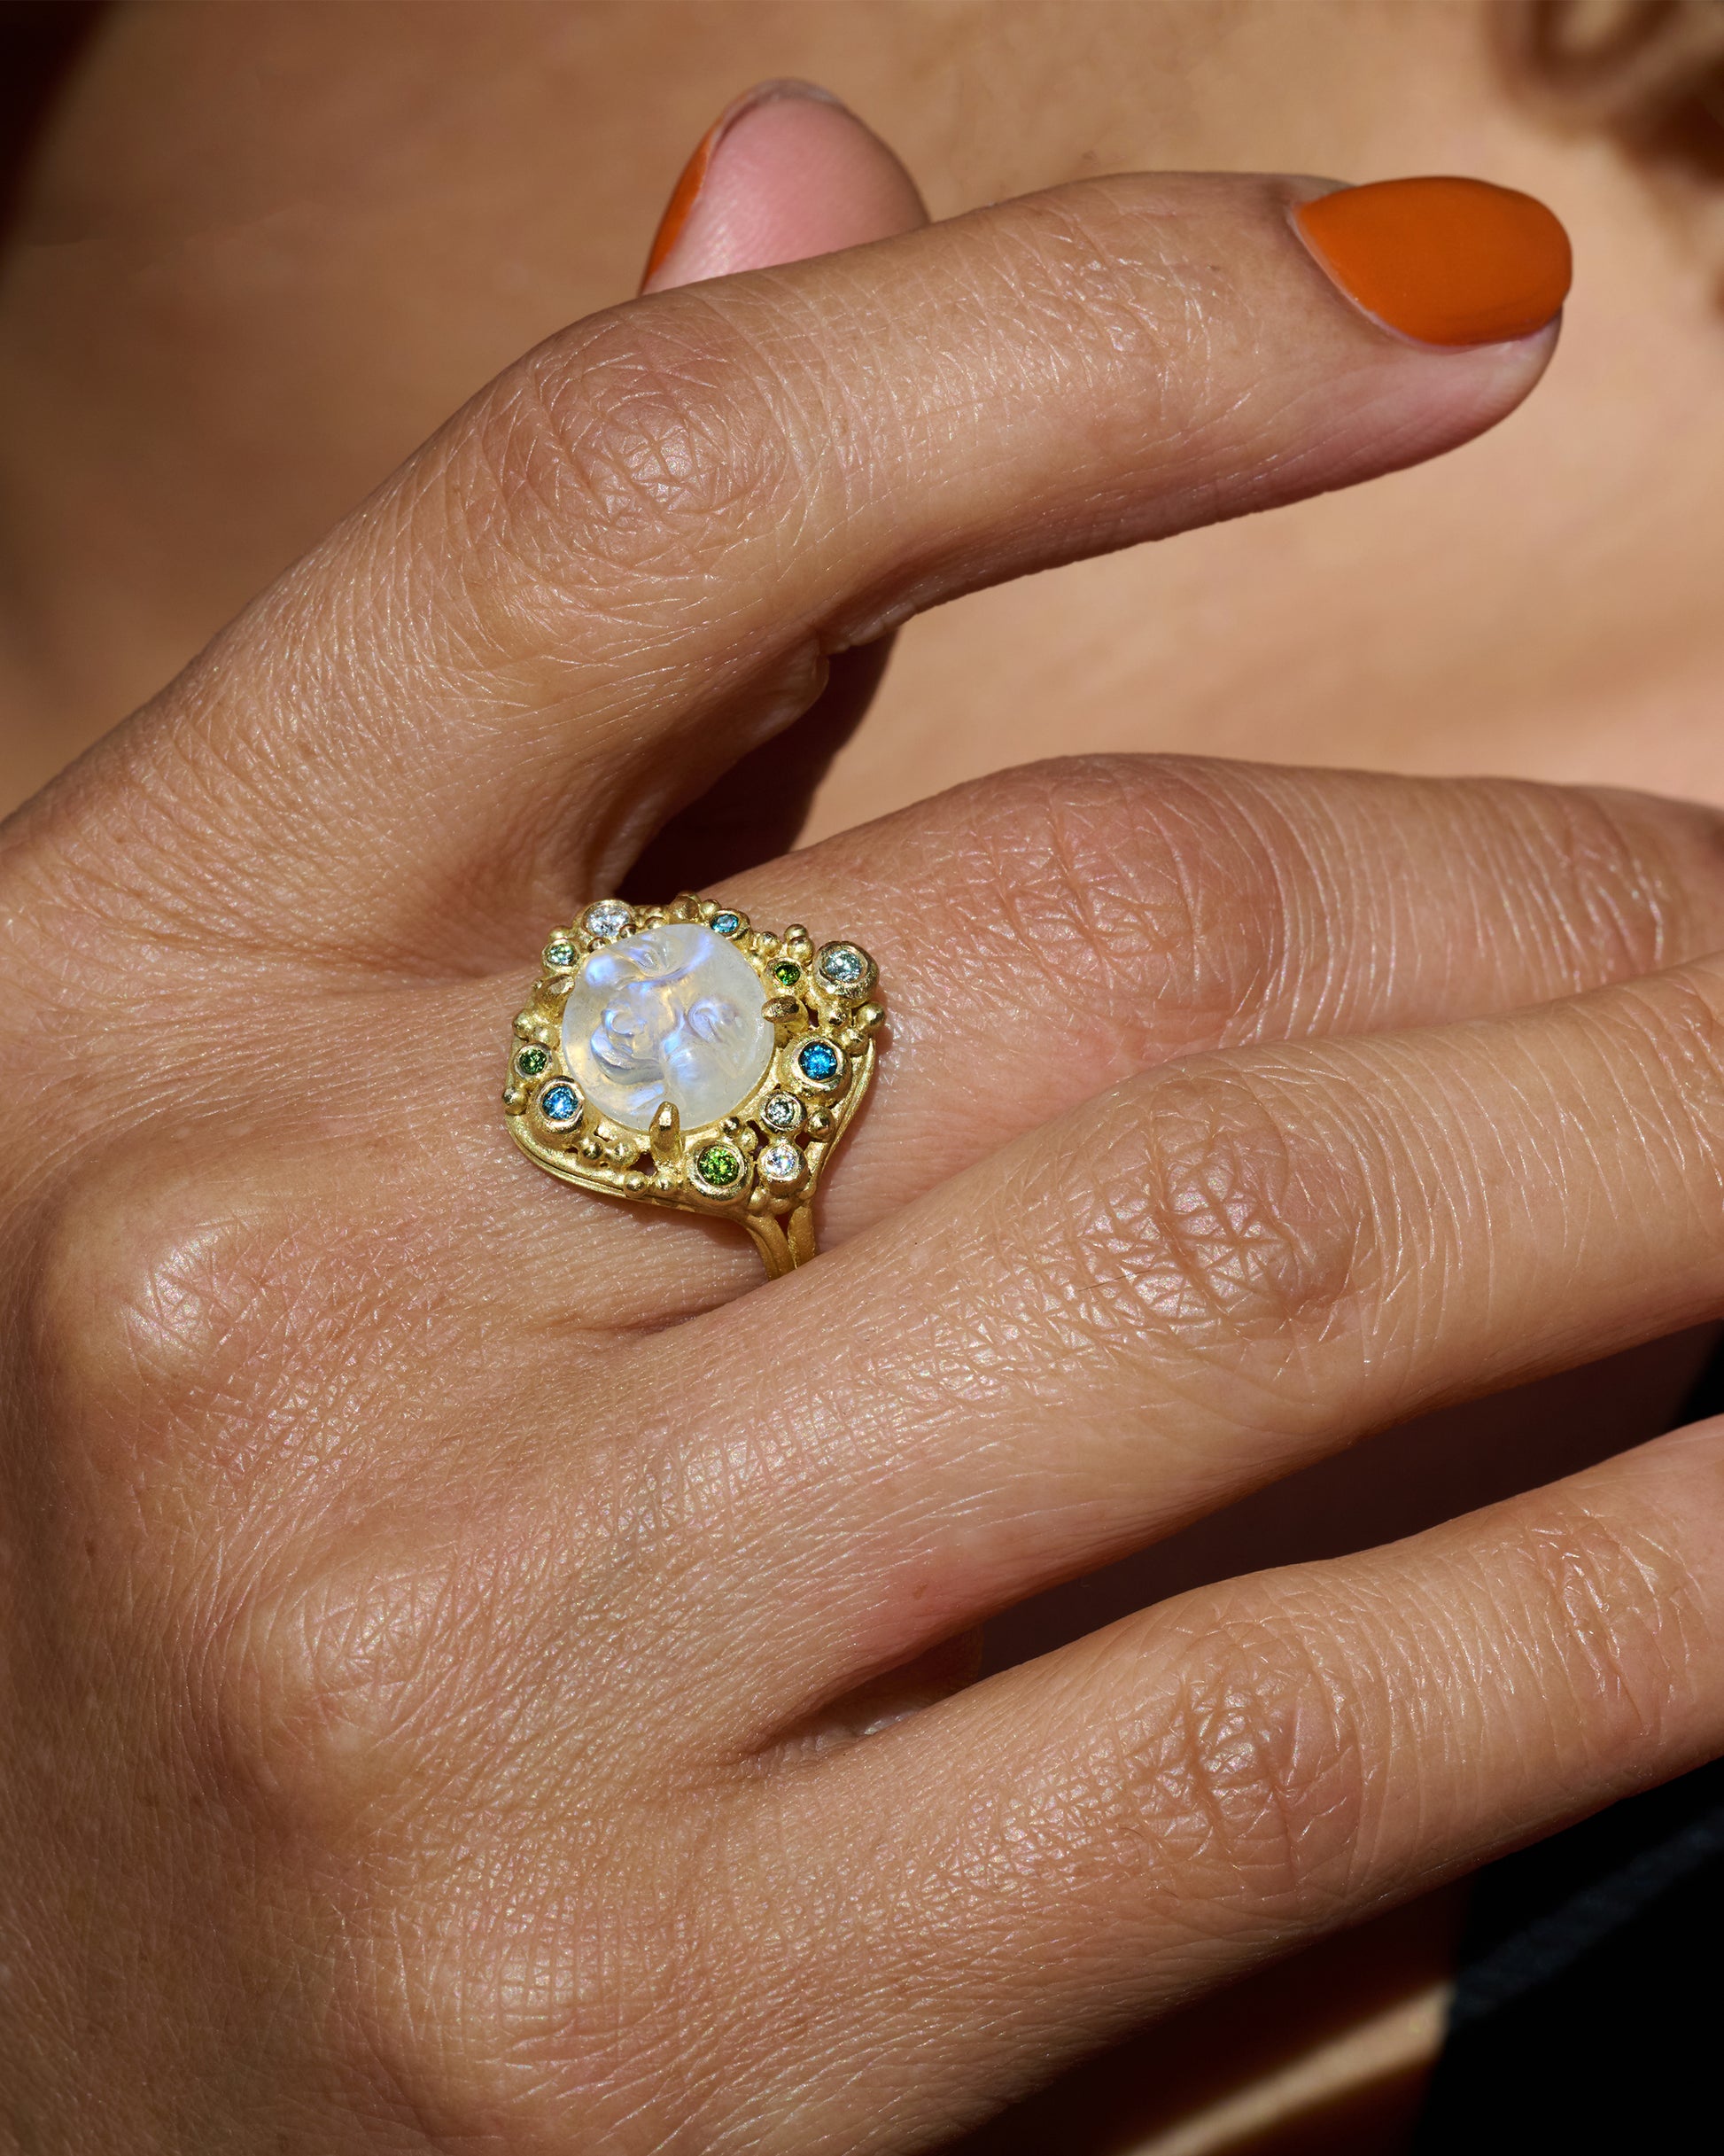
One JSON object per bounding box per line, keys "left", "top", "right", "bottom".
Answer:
{"left": 1112, "top": 1598, "right": 1372, "bottom": 1912}
{"left": 29, "top": 1141, "right": 268, "bottom": 1444}
{"left": 338, "top": 1837, "right": 732, "bottom": 2154}
{"left": 1507, "top": 783, "right": 1724, "bottom": 984}
{"left": 29, "top": 1140, "right": 329, "bottom": 1459}
{"left": 1052, "top": 1062, "right": 1371, "bottom": 1365}
{"left": 197, "top": 1555, "right": 466, "bottom": 1834}
{"left": 1497, "top": 1497, "right": 1701, "bottom": 1754}
{"left": 1607, "top": 966, "right": 1724, "bottom": 1183}
{"left": 457, "top": 303, "right": 801, "bottom": 584}
{"left": 927, "top": 756, "right": 1298, "bottom": 1046}
{"left": 24, "top": 1140, "right": 409, "bottom": 1633}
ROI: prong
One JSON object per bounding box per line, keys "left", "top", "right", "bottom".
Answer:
{"left": 650, "top": 1101, "right": 680, "bottom": 1166}
{"left": 763, "top": 995, "right": 803, "bottom": 1030}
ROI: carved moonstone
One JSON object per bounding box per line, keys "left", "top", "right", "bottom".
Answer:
{"left": 561, "top": 922, "right": 773, "bottom": 1132}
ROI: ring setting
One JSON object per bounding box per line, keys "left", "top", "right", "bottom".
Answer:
{"left": 503, "top": 895, "right": 883, "bottom": 1277}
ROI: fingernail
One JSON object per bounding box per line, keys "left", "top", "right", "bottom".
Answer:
{"left": 1293, "top": 176, "right": 1573, "bottom": 346}
{"left": 640, "top": 79, "right": 843, "bottom": 293}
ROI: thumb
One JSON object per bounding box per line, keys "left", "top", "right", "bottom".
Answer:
{"left": 624, "top": 82, "right": 928, "bottom": 897}
{"left": 640, "top": 79, "right": 928, "bottom": 292}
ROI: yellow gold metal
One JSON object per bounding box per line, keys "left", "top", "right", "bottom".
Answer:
{"left": 648, "top": 1101, "right": 680, "bottom": 1166}
{"left": 503, "top": 894, "right": 884, "bottom": 1280}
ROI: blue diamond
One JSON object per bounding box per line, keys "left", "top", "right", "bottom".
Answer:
{"left": 819, "top": 944, "right": 866, "bottom": 985}
{"left": 797, "top": 1040, "right": 842, "bottom": 1085}
{"left": 540, "top": 1083, "right": 579, "bottom": 1122}
{"left": 711, "top": 911, "right": 742, "bottom": 937}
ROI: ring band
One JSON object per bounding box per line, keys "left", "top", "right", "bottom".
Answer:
{"left": 503, "top": 895, "right": 883, "bottom": 1278}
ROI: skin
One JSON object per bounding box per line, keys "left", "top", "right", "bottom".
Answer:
{"left": 4, "top": 1, "right": 1724, "bottom": 820}
{"left": 8, "top": 124, "right": 1724, "bottom": 2156}
{"left": 4, "top": 6, "right": 1724, "bottom": 2151}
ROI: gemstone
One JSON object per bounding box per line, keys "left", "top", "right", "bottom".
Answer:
{"left": 695, "top": 1142, "right": 743, "bottom": 1188}
{"left": 772, "top": 961, "right": 802, "bottom": 988}
{"left": 711, "top": 910, "right": 743, "bottom": 938}
{"left": 817, "top": 942, "right": 871, "bottom": 992}
{"left": 796, "top": 1039, "right": 843, "bottom": 1086}
{"left": 515, "top": 1045, "right": 551, "bottom": 1077}
{"left": 583, "top": 899, "right": 633, "bottom": 943}
{"left": 758, "top": 1141, "right": 803, "bottom": 1185}
{"left": 561, "top": 922, "right": 773, "bottom": 1132}
{"left": 761, "top": 1092, "right": 804, "bottom": 1132}
{"left": 544, "top": 939, "right": 577, "bottom": 969}
{"left": 540, "top": 1082, "right": 579, "bottom": 1124}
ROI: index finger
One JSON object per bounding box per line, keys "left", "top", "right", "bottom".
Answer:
{"left": 30, "top": 172, "right": 1569, "bottom": 966}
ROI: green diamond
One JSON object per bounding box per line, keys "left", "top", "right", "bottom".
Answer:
{"left": 772, "top": 961, "right": 802, "bottom": 989}
{"left": 695, "top": 1143, "right": 742, "bottom": 1188}
{"left": 516, "top": 1045, "right": 551, "bottom": 1077}
{"left": 544, "top": 939, "right": 576, "bottom": 968}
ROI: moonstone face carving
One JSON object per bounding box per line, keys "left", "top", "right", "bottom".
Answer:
{"left": 561, "top": 922, "right": 773, "bottom": 1132}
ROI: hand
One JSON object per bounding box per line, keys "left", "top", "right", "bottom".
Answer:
{"left": 6, "top": 162, "right": 1724, "bottom": 2152}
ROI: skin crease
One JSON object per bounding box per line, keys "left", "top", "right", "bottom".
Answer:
{"left": 1, "top": 4, "right": 1723, "bottom": 2153}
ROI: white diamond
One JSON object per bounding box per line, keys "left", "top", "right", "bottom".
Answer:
{"left": 583, "top": 899, "right": 633, "bottom": 943}
{"left": 562, "top": 922, "right": 772, "bottom": 1132}
{"left": 761, "top": 1092, "right": 803, "bottom": 1132}
{"left": 759, "top": 1142, "right": 803, "bottom": 1184}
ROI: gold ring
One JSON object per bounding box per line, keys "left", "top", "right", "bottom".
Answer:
{"left": 503, "top": 895, "right": 883, "bottom": 1278}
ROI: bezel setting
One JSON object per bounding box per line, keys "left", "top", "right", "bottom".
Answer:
{"left": 793, "top": 1038, "right": 845, "bottom": 1092}
{"left": 815, "top": 941, "right": 876, "bottom": 1001}
{"left": 582, "top": 899, "right": 635, "bottom": 944}
{"left": 503, "top": 894, "right": 883, "bottom": 1277}
{"left": 760, "top": 1091, "right": 805, "bottom": 1133}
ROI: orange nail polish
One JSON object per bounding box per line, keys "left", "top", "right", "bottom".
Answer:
{"left": 1293, "top": 176, "right": 1573, "bottom": 346}
{"left": 641, "top": 121, "right": 723, "bottom": 291}
{"left": 639, "top": 80, "right": 839, "bottom": 292}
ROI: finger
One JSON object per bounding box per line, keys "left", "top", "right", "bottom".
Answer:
{"left": 727, "top": 758, "right": 1724, "bottom": 1235}
{"left": 650, "top": 944, "right": 1724, "bottom": 1709}
{"left": 639, "top": 80, "right": 928, "bottom": 293}
{"left": 631, "top": 82, "right": 928, "bottom": 887}
{"left": 724, "top": 1421, "right": 1724, "bottom": 2152}
{"left": 92, "top": 762, "right": 1724, "bottom": 1573}
{"left": 50, "top": 168, "right": 1568, "bottom": 961}
{"left": 467, "top": 759, "right": 1724, "bottom": 1334}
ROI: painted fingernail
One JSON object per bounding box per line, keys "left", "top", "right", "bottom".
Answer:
{"left": 640, "top": 79, "right": 842, "bottom": 292}
{"left": 1293, "top": 176, "right": 1573, "bottom": 346}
